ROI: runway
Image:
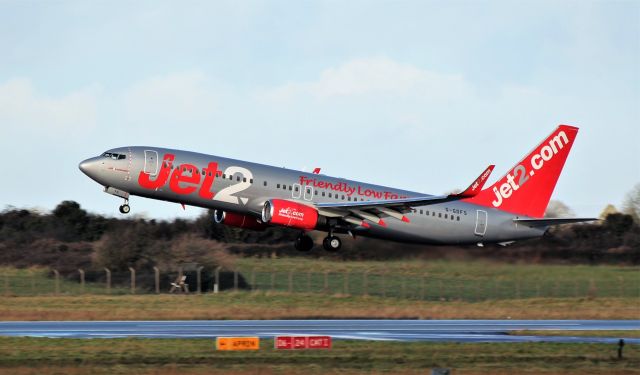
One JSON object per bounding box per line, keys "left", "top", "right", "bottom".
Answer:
{"left": 0, "top": 320, "right": 638, "bottom": 343}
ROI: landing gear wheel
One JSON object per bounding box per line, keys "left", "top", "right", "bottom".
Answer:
{"left": 322, "top": 236, "right": 341, "bottom": 252}
{"left": 295, "top": 234, "right": 314, "bottom": 252}
{"left": 119, "top": 204, "right": 130, "bottom": 214}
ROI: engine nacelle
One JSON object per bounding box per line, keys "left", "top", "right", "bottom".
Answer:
{"left": 213, "top": 210, "right": 267, "bottom": 231}
{"left": 261, "top": 199, "right": 319, "bottom": 230}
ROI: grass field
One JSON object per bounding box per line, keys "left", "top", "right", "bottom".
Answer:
{"left": 0, "top": 337, "right": 638, "bottom": 375}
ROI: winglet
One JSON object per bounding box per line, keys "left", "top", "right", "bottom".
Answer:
{"left": 455, "top": 165, "right": 495, "bottom": 198}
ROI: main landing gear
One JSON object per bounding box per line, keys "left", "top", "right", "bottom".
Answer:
{"left": 119, "top": 199, "right": 130, "bottom": 214}
{"left": 295, "top": 233, "right": 314, "bottom": 252}
{"left": 322, "top": 235, "right": 341, "bottom": 252}
{"left": 294, "top": 232, "right": 342, "bottom": 252}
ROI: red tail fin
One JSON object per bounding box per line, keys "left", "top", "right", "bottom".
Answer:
{"left": 465, "top": 125, "right": 579, "bottom": 218}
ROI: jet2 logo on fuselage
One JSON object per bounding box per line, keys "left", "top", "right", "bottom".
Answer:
{"left": 137, "top": 153, "right": 253, "bottom": 205}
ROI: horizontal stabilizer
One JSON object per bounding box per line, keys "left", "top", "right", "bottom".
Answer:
{"left": 513, "top": 217, "right": 598, "bottom": 227}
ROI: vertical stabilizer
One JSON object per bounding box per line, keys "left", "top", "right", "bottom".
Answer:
{"left": 464, "top": 125, "right": 579, "bottom": 218}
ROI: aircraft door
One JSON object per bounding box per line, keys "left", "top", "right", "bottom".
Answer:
{"left": 144, "top": 150, "right": 158, "bottom": 176}
{"left": 474, "top": 210, "right": 488, "bottom": 236}
{"left": 303, "top": 185, "right": 314, "bottom": 201}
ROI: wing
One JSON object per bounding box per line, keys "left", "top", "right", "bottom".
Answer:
{"left": 316, "top": 165, "right": 495, "bottom": 226}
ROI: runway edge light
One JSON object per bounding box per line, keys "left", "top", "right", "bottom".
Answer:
{"left": 216, "top": 337, "right": 260, "bottom": 351}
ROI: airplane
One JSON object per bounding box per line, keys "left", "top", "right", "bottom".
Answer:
{"left": 79, "top": 125, "right": 596, "bottom": 251}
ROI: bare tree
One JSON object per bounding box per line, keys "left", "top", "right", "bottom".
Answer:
{"left": 545, "top": 200, "right": 575, "bottom": 218}
{"left": 622, "top": 183, "right": 640, "bottom": 223}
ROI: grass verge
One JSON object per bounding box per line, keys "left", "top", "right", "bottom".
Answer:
{"left": 0, "top": 293, "right": 637, "bottom": 320}
{"left": 0, "top": 337, "right": 638, "bottom": 375}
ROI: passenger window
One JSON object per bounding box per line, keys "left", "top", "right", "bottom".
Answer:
{"left": 295, "top": 186, "right": 299, "bottom": 192}
{"left": 445, "top": 214, "right": 448, "bottom": 219}
{"left": 236, "top": 176, "right": 240, "bottom": 181}
{"left": 222, "top": 174, "right": 226, "bottom": 178}
{"left": 341, "top": 195, "right": 345, "bottom": 200}
{"left": 457, "top": 216, "right": 460, "bottom": 221}
{"left": 315, "top": 190, "right": 318, "bottom": 195}
{"left": 438, "top": 213, "right": 442, "bottom": 218}
{"left": 322, "top": 192, "right": 326, "bottom": 197}
{"left": 243, "top": 177, "right": 246, "bottom": 182}
{"left": 277, "top": 184, "right": 280, "bottom": 188}
{"left": 329, "top": 193, "right": 332, "bottom": 198}
{"left": 250, "top": 179, "right": 253, "bottom": 183}
{"left": 264, "top": 181, "right": 267, "bottom": 186}
{"left": 289, "top": 186, "right": 292, "bottom": 191}
{"left": 419, "top": 210, "right": 423, "bottom": 214}
{"left": 348, "top": 197, "right": 351, "bottom": 201}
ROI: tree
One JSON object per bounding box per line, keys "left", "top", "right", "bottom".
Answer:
{"left": 622, "top": 183, "right": 640, "bottom": 223}
{"left": 600, "top": 204, "right": 618, "bottom": 220}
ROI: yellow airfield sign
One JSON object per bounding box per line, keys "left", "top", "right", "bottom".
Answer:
{"left": 216, "top": 337, "right": 260, "bottom": 351}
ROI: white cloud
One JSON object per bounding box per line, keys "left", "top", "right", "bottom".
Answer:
{"left": 262, "top": 57, "right": 471, "bottom": 102}
{"left": 0, "top": 78, "right": 98, "bottom": 132}
{"left": 122, "top": 71, "right": 219, "bottom": 125}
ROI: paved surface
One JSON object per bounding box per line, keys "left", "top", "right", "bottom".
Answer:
{"left": 0, "top": 320, "right": 638, "bottom": 343}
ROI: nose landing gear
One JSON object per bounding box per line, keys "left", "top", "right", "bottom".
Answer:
{"left": 119, "top": 199, "right": 130, "bottom": 214}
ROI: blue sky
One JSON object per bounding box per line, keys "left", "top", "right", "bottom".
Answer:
{"left": 0, "top": 0, "right": 638, "bottom": 219}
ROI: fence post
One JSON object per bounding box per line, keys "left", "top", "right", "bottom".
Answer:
{"left": 588, "top": 279, "right": 597, "bottom": 298}
{"left": 214, "top": 267, "right": 221, "bottom": 293}
{"left": 363, "top": 271, "right": 368, "bottom": 297}
{"left": 618, "top": 277, "right": 625, "bottom": 297}
{"left": 53, "top": 269, "right": 60, "bottom": 295}
{"left": 153, "top": 267, "right": 160, "bottom": 294}
{"left": 381, "top": 272, "right": 386, "bottom": 298}
{"left": 197, "top": 266, "right": 203, "bottom": 294}
{"left": 288, "top": 270, "right": 293, "bottom": 293}
{"left": 233, "top": 269, "right": 239, "bottom": 292}
{"left": 323, "top": 270, "right": 329, "bottom": 294}
{"left": 344, "top": 271, "right": 349, "bottom": 295}
{"left": 78, "top": 269, "right": 85, "bottom": 294}
{"left": 104, "top": 268, "right": 111, "bottom": 294}
{"left": 128, "top": 267, "right": 136, "bottom": 294}
{"left": 30, "top": 270, "right": 35, "bottom": 295}
{"left": 270, "top": 269, "right": 276, "bottom": 292}
{"left": 401, "top": 277, "right": 406, "bottom": 299}
{"left": 250, "top": 269, "right": 256, "bottom": 293}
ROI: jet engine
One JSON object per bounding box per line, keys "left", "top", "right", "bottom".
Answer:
{"left": 213, "top": 210, "right": 267, "bottom": 231}
{"left": 261, "top": 199, "right": 318, "bottom": 230}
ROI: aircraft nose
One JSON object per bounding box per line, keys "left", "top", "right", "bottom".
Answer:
{"left": 78, "top": 157, "right": 98, "bottom": 176}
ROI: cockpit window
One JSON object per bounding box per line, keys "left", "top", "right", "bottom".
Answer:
{"left": 102, "top": 152, "right": 126, "bottom": 160}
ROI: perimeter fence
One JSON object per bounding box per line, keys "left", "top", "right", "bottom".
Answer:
{"left": 1, "top": 267, "right": 638, "bottom": 301}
